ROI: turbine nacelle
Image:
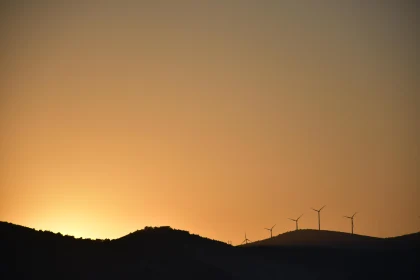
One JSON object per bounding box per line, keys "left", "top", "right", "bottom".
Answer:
{"left": 288, "top": 214, "right": 303, "bottom": 230}
{"left": 311, "top": 205, "right": 326, "bottom": 213}
{"left": 241, "top": 232, "right": 251, "bottom": 244}
{"left": 264, "top": 224, "right": 276, "bottom": 238}
{"left": 344, "top": 212, "right": 357, "bottom": 220}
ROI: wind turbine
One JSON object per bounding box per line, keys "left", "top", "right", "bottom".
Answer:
{"left": 344, "top": 212, "right": 357, "bottom": 234}
{"left": 288, "top": 214, "right": 303, "bottom": 231}
{"left": 264, "top": 224, "right": 276, "bottom": 238}
{"left": 311, "top": 205, "right": 326, "bottom": 230}
{"left": 241, "top": 233, "right": 251, "bottom": 244}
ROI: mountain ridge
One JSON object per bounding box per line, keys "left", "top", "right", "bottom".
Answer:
{"left": 1, "top": 221, "right": 419, "bottom": 279}
{"left": 2, "top": 221, "right": 419, "bottom": 245}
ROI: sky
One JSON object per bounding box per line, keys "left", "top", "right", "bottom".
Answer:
{"left": 1, "top": 1, "right": 419, "bottom": 244}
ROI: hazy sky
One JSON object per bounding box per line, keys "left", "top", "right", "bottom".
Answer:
{"left": 1, "top": 1, "right": 419, "bottom": 244}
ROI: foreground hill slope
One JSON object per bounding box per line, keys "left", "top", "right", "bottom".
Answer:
{"left": 1, "top": 221, "right": 419, "bottom": 279}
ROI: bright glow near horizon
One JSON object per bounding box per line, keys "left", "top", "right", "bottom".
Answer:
{"left": 1, "top": 1, "right": 419, "bottom": 244}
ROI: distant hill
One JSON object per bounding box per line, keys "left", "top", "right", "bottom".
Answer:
{"left": 242, "top": 229, "right": 420, "bottom": 250}
{"left": 115, "top": 226, "right": 230, "bottom": 250}
{"left": 1, "top": 221, "right": 419, "bottom": 279}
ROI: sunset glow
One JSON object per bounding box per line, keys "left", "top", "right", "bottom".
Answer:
{"left": 1, "top": 1, "right": 419, "bottom": 245}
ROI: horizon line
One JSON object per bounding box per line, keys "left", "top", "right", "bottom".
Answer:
{"left": 1, "top": 220, "right": 418, "bottom": 243}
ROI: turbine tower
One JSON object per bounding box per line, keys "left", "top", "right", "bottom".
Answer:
{"left": 288, "top": 214, "right": 303, "bottom": 231}
{"left": 264, "top": 224, "right": 276, "bottom": 238}
{"left": 344, "top": 212, "right": 357, "bottom": 234}
{"left": 241, "top": 233, "right": 251, "bottom": 244}
{"left": 311, "top": 205, "right": 326, "bottom": 230}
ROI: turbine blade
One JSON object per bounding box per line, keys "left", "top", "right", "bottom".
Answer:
{"left": 272, "top": 224, "right": 276, "bottom": 229}
{"left": 264, "top": 228, "right": 270, "bottom": 231}
{"left": 320, "top": 205, "right": 326, "bottom": 211}
{"left": 297, "top": 214, "right": 303, "bottom": 220}
{"left": 311, "top": 208, "right": 318, "bottom": 212}
{"left": 288, "top": 218, "right": 295, "bottom": 221}
{"left": 352, "top": 212, "right": 358, "bottom": 218}
{"left": 344, "top": 216, "right": 351, "bottom": 219}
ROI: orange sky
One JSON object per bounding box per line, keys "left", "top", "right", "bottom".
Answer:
{"left": 1, "top": 1, "right": 419, "bottom": 244}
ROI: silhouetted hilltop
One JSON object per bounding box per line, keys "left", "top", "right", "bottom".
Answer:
{"left": 385, "top": 231, "right": 420, "bottom": 247}
{"left": 0, "top": 222, "right": 230, "bottom": 252}
{"left": 242, "top": 229, "right": 420, "bottom": 250}
{"left": 243, "top": 229, "right": 380, "bottom": 248}
{"left": 386, "top": 231, "right": 420, "bottom": 241}
{"left": 0, "top": 221, "right": 91, "bottom": 242}
{"left": 111, "top": 226, "right": 236, "bottom": 266}
{"left": 115, "top": 226, "right": 230, "bottom": 249}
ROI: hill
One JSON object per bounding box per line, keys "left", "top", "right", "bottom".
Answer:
{"left": 0, "top": 222, "right": 234, "bottom": 279}
{"left": 242, "top": 229, "right": 420, "bottom": 250}
{"left": 115, "top": 226, "right": 230, "bottom": 251}
{"left": 386, "top": 231, "right": 420, "bottom": 244}
{"left": 244, "top": 229, "right": 381, "bottom": 248}
{"left": 1, "top": 221, "right": 419, "bottom": 279}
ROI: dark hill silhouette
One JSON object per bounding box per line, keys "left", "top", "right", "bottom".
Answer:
{"left": 243, "top": 229, "right": 380, "bottom": 249}
{"left": 115, "top": 226, "right": 230, "bottom": 250}
{"left": 1, "top": 221, "right": 419, "bottom": 279}
{"left": 242, "top": 229, "right": 420, "bottom": 250}
{"left": 0, "top": 222, "right": 234, "bottom": 280}
{"left": 386, "top": 231, "right": 420, "bottom": 243}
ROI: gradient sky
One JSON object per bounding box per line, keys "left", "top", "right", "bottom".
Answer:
{"left": 1, "top": 1, "right": 419, "bottom": 244}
